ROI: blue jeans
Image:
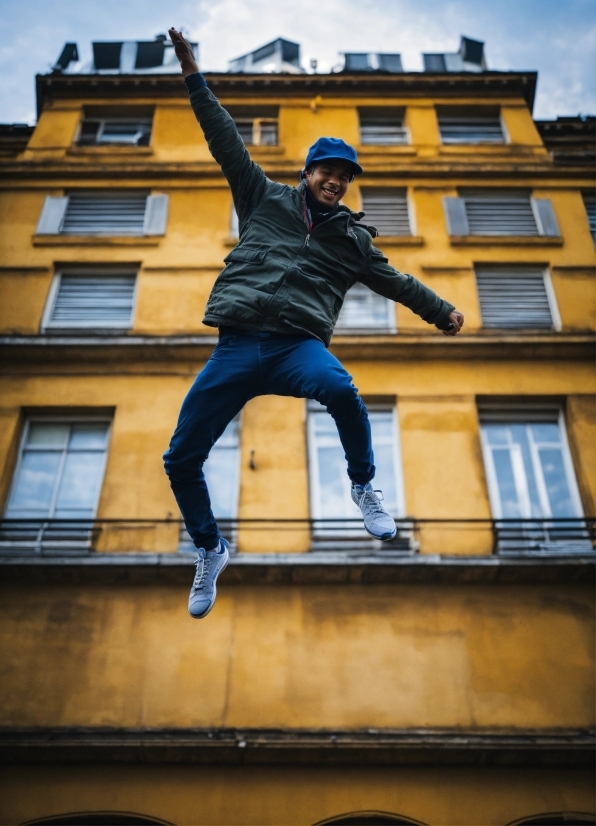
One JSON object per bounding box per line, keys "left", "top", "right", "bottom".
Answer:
{"left": 163, "top": 330, "right": 375, "bottom": 550}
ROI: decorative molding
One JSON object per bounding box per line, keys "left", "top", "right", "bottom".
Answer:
{"left": 1, "top": 726, "right": 592, "bottom": 766}
{"left": 0, "top": 551, "right": 593, "bottom": 586}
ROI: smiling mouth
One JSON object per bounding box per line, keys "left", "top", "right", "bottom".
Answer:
{"left": 321, "top": 187, "right": 338, "bottom": 198}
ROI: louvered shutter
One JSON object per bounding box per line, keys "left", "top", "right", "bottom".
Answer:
{"left": 143, "top": 194, "right": 169, "bottom": 235}
{"left": 475, "top": 268, "right": 554, "bottom": 328}
{"left": 359, "top": 115, "right": 407, "bottom": 145}
{"left": 361, "top": 188, "right": 411, "bottom": 235}
{"left": 443, "top": 197, "right": 469, "bottom": 235}
{"left": 36, "top": 196, "right": 69, "bottom": 234}
{"left": 464, "top": 197, "right": 539, "bottom": 235}
{"left": 532, "top": 199, "right": 560, "bottom": 237}
{"left": 46, "top": 274, "right": 136, "bottom": 328}
{"left": 61, "top": 193, "right": 148, "bottom": 235}
{"left": 439, "top": 116, "right": 504, "bottom": 144}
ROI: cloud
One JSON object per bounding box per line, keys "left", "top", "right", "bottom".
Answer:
{"left": 0, "top": 0, "right": 594, "bottom": 122}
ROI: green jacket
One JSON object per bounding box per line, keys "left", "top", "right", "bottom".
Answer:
{"left": 188, "top": 85, "right": 455, "bottom": 346}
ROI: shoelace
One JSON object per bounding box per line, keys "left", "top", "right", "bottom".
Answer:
{"left": 191, "top": 554, "right": 208, "bottom": 592}
{"left": 357, "top": 488, "right": 386, "bottom": 514}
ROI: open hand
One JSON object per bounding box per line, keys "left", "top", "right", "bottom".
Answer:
{"left": 442, "top": 310, "right": 464, "bottom": 336}
{"left": 168, "top": 27, "right": 199, "bottom": 77}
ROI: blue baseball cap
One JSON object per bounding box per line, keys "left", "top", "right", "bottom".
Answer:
{"left": 301, "top": 137, "right": 363, "bottom": 180}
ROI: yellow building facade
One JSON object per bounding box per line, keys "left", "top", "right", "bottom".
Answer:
{"left": 0, "top": 37, "right": 594, "bottom": 826}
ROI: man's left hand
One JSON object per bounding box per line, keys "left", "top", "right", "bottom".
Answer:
{"left": 442, "top": 310, "right": 464, "bottom": 336}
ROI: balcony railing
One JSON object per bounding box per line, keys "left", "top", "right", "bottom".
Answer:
{"left": 0, "top": 518, "right": 594, "bottom": 557}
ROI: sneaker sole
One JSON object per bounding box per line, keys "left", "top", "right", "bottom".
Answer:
{"left": 364, "top": 525, "right": 397, "bottom": 541}
{"left": 188, "top": 549, "right": 230, "bottom": 619}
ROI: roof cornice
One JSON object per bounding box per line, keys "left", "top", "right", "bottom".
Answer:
{"left": 36, "top": 70, "right": 538, "bottom": 116}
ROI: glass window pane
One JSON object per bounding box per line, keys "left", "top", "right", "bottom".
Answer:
{"left": 27, "top": 423, "right": 69, "bottom": 447}
{"left": 538, "top": 447, "right": 577, "bottom": 517}
{"left": 69, "top": 423, "right": 108, "bottom": 449}
{"left": 55, "top": 452, "right": 105, "bottom": 513}
{"left": 510, "top": 425, "right": 542, "bottom": 517}
{"left": 317, "top": 445, "right": 352, "bottom": 517}
{"left": 484, "top": 424, "right": 508, "bottom": 446}
{"left": 492, "top": 449, "right": 522, "bottom": 518}
{"left": 204, "top": 452, "right": 238, "bottom": 519}
{"left": 531, "top": 423, "right": 562, "bottom": 444}
{"left": 5, "top": 452, "right": 62, "bottom": 515}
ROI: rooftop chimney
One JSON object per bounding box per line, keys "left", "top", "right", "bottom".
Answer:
{"left": 228, "top": 39, "right": 304, "bottom": 74}
{"left": 53, "top": 43, "right": 79, "bottom": 72}
{"left": 423, "top": 36, "right": 486, "bottom": 73}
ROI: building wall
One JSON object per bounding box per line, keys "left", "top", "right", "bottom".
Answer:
{"left": 0, "top": 70, "right": 594, "bottom": 826}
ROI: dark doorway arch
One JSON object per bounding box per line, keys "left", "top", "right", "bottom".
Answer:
{"left": 314, "top": 812, "right": 428, "bottom": 826}
{"left": 508, "top": 814, "right": 595, "bottom": 826}
{"left": 23, "top": 813, "right": 174, "bottom": 826}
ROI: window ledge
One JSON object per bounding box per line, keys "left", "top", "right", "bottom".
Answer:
{"left": 357, "top": 145, "right": 416, "bottom": 155}
{"left": 245, "top": 145, "right": 285, "bottom": 155}
{"left": 32, "top": 235, "right": 161, "bottom": 246}
{"left": 66, "top": 146, "right": 153, "bottom": 156}
{"left": 373, "top": 235, "right": 424, "bottom": 246}
{"left": 449, "top": 235, "right": 563, "bottom": 246}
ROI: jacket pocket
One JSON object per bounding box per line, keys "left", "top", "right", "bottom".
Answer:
{"left": 224, "top": 245, "right": 267, "bottom": 265}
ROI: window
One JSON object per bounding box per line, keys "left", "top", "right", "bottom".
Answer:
{"left": 308, "top": 402, "right": 409, "bottom": 549}
{"left": 335, "top": 283, "right": 394, "bottom": 333}
{"left": 437, "top": 108, "right": 504, "bottom": 144}
{"left": 361, "top": 188, "right": 411, "bottom": 236}
{"left": 42, "top": 269, "right": 137, "bottom": 331}
{"left": 475, "top": 267, "right": 560, "bottom": 330}
{"left": 227, "top": 106, "right": 279, "bottom": 146}
{"left": 582, "top": 191, "right": 596, "bottom": 243}
{"left": 77, "top": 108, "right": 153, "bottom": 146}
{"left": 443, "top": 191, "right": 560, "bottom": 237}
{"left": 35, "top": 191, "right": 169, "bottom": 236}
{"left": 180, "top": 415, "right": 241, "bottom": 551}
{"left": 230, "top": 205, "right": 239, "bottom": 240}
{"left": 479, "top": 405, "right": 590, "bottom": 553}
{"left": 2, "top": 420, "right": 111, "bottom": 552}
{"left": 359, "top": 108, "right": 408, "bottom": 145}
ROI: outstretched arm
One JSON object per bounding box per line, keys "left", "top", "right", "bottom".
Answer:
{"left": 361, "top": 248, "right": 464, "bottom": 335}
{"left": 168, "top": 27, "right": 271, "bottom": 225}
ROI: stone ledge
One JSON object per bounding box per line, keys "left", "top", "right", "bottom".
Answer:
{"left": 0, "top": 726, "right": 592, "bottom": 766}
{"left": 0, "top": 552, "right": 593, "bottom": 585}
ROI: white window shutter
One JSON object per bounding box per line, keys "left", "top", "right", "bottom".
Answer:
{"left": 533, "top": 199, "right": 560, "bottom": 237}
{"left": 143, "top": 194, "right": 169, "bottom": 236}
{"left": 443, "top": 197, "right": 469, "bottom": 235}
{"left": 35, "top": 196, "right": 69, "bottom": 234}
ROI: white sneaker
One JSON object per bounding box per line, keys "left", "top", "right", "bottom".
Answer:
{"left": 351, "top": 483, "right": 397, "bottom": 541}
{"left": 188, "top": 538, "right": 230, "bottom": 619}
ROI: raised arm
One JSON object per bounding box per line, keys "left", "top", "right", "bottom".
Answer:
{"left": 168, "top": 27, "right": 271, "bottom": 224}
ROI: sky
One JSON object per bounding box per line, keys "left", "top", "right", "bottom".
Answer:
{"left": 0, "top": 0, "right": 594, "bottom": 124}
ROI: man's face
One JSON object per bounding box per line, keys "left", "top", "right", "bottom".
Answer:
{"left": 304, "top": 161, "right": 352, "bottom": 207}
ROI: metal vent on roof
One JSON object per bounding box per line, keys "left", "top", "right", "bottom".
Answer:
{"left": 464, "top": 196, "right": 538, "bottom": 235}
{"left": 62, "top": 193, "right": 147, "bottom": 235}
{"left": 135, "top": 40, "right": 166, "bottom": 69}
{"left": 228, "top": 38, "right": 303, "bottom": 73}
{"left": 361, "top": 189, "right": 411, "bottom": 236}
{"left": 476, "top": 269, "right": 554, "bottom": 328}
{"left": 48, "top": 274, "right": 136, "bottom": 328}
{"left": 344, "top": 53, "right": 403, "bottom": 72}
{"left": 423, "top": 54, "right": 447, "bottom": 72}
{"left": 439, "top": 114, "right": 504, "bottom": 143}
{"left": 92, "top": 42, "right": 123, "bottom": 70}
{"left": 54, "top": 43, "right": 79, "bottom": 71}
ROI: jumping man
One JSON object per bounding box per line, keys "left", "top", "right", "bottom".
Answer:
{"left": 164, "top": 28, "right": 465, "bottom": 619}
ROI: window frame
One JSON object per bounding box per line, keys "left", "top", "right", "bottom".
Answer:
{"left": 474, "top": 265, "right": 562, "bottom": 331}
{"left": 358, "top": 107, "right": 409, "bottom": 146}
{"left": 307, "top": 401, "right": 406, "bottom": 543}
{"left": 4, "top": 416, "right": 113, "bottom": 522}
{"left": 437, "top": 107, "right": 508, "bottom": 145}
{"left": 41, "top": 267, "right": 138, "bottom": 332}
{"left": 334, "top": 283, "right": 396, "bottom": 334}
{"left": 359, "top": 186, "right": 414, "bottom": 237}
{"left": 479, "top": 406, "right": 584, "bottom": 522}
{"left": 76, "top": 116, "right": 153, "bottom": 147}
